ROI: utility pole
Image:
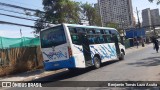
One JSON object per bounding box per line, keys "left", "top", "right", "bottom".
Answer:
{"left": 20, "top": 29, "right": 23, "bottom": 46}
{"left": 20, "top": 29, "right": 22, "bottom": 38}
{"left": 136, "top": 7, "right": 141, "bottom": 28}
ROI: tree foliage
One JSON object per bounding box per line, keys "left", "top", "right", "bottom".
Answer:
{"left": 81, "top": 3, "right": 101, "bottom": 26}
{"left": 34, "top": 10, "right": 46, "bottom": 33}
{"left": 42, "top": 0, "right": 81, "bottom": 24}
{"left": 34, "top": 0, "right": 102, "bottom": 33}
{"left": 106, "top": 22, "right": 123, "bottom": 34}
{"left": 34, "top": 0, "right": 81, "bottom": 33}
{"left": 148, "top": 0, "right": 160, "bottom": 4}
{"left": 106, "top": 22, "right": 118, "bottom": 29}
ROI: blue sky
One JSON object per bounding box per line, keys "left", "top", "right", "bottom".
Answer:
{"left": 0, "top": 0, "right": 160, "bottom": 38}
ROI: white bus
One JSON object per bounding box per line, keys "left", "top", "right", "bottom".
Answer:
{"left": 40, "top": 23, "right": 125, "bottom": 71}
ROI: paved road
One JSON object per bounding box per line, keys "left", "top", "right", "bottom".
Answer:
{"left": 2, "top": 44, "right": 160, "bottom": 90}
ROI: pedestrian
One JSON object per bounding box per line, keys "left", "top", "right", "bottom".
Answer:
{"left": 142, "top": 38, "right": 145, "bottom": 47}
{"left": 152, "top": 36, "right": 156, "bottom": 49}
{"left": 135, "top": 39, "right": 139, "bottom": 48}
{"left": 154, "top": 39, "right": 159, "bottom": 53}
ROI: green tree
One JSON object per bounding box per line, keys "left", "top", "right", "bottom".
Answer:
{"left": 148, "top": 0, "right": 160, "bottom": 4}
{"left": 81, "top": 2, "right": 101, "bottom": 26}
{"left": 106, "top": 22, "right": 118, "bottom": 29}
{"left": 34, "top": 0, "right": 81, "bottom": 33}
{"left": 106, "top": 22, "right": 123, "bottom": 35}
{"left": 42, "top": 0, "right": 80, "bottom": 24}
{"left": 34, "top": 10, "right": 46, "bottom": 33}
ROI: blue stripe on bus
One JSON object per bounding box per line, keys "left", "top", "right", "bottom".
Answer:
{"left": 43, "top": 57, "right": 76, "bottom": 71}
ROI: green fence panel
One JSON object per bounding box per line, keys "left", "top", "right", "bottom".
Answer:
{"left": 0, "top": 37, "right": 40, "bottom": 49}
{"left": 124, "top": 39, "right": 130, "bottom": 49}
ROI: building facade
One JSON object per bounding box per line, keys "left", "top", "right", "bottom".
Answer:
{"left": 142, "top": 8, "right": 152, "bottom": 27}
{"left": 151, "top": 9, "right": 160, "bottom": 26}
{"left": 142, "top": 8, "right": 160, "bottom": 27}
{"left": 142, "top": 8, "right": 160, "bottom": 38}
{"left": 98, "top": 0, "right": 134, "bottom": 29}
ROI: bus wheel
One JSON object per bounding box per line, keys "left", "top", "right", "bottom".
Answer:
{"left": 93, "top": 56, "right": 101, "bottom": 69}
{"left": 119, "top": 52, "right": 124, "bottom": 60}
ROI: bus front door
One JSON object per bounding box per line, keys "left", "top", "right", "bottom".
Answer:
{"left": 113, "top": 35, "right": 120, "bottom": 57}
{"left": 79, "top": 34, "right": 92, "bottom": 67}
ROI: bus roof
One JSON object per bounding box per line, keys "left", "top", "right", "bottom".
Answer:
{"left": 65, "top": 23, "right": 117, "bottom": 30}
{"left": 41, "top": 23, "right": 117, "bottom": 32}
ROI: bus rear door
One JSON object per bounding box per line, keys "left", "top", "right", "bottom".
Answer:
{"left": 78, "top": 33, "right": 92, "bottom": 67}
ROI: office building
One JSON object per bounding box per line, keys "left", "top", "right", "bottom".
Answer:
{"left": 98, "top": 0, "right": 134, "bottom": 29}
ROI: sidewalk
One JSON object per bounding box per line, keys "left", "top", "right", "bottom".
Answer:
{"left": 0, "top": 69, "right": 66, "bottom": 82}
{"left": 0, "top": 43, "right": 152, "bottom": 82}
{"left": 126, "top": 43, "right": 152, "bottom": 54}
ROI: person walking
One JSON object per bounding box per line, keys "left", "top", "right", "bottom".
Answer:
{"left": 142, "top": 38, "right": 145, "bottom": 47}
{"left": 154, "top": 39, "right": 159, "bottom": 53}
{"left": 152, "top": 36, "right": 156, "bottom": 49}
{"left": 135, "top": 38, "right": 139, "bottom": 48}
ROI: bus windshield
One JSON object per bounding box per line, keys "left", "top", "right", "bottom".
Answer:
{"left": 40, "top": 25, "right": 66, "bottom": 48}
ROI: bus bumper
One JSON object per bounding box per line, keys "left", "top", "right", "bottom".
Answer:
{"left": 43, "top": 57, "right": 76, "bottom": 71}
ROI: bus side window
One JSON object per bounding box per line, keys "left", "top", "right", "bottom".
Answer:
{"left": 103, "top": 35, "right": 112, "bottom": 43}
{"left": 95, "top": 29, "right": 101, "bottom": 34}
{"left": 77, "top": 28, "right": 86, "bottom": 34}
{"left": 87, "top": 29, "right": 94, "bottom": 34}
{"left": 68, "top": 27, "right": 77, "bottom": 34}
{"left": 71, "top": 35, "right": 81, "bottom": 45}
{"left": 92, "top": 29, "right": 96, "bottom": 34}
{"left": 88, "top": 35, "right": 95, "bottom": 44}
{"left": 104, "top": 29, "right": 110, "bottom": 34}
{"left": 95, "top": 35, "right": 99, "bottom": 44}
{"left": 110, "top": 30, "right": 121, "bottom": 42}
{"left": 100, "top": 29, "right": 104, "bottom": 34}
{"left": 99, "top": 35, "right": 105, "bottom": 43}
{"left": 95, "top": 35, "right": 105, "bottom": 44}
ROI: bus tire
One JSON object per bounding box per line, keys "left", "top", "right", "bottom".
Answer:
{"left": 93, "top": 56, "right": 101, "bottom": 69}
{"left": 119, "top": 52, "right": 124, "bottom": 60}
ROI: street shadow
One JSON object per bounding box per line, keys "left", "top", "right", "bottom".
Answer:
{"left": 29, "top": 60, "right": 118, "bottom": 84}
{"left": 127, "top": 56, "right": 160, "bottom": 67}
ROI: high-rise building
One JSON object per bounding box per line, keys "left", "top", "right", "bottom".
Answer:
{"left": 98, "top": 0, "right": 134, "bottom": 29}
{"left": 151, "top": 9, "right": 160, "bottom": 26}
{"left": 142, "top": 8, "right": 160, "bottom": 27}
{"left": 142, "top": 8, "right": 152, "bottom": 27}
